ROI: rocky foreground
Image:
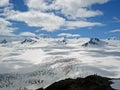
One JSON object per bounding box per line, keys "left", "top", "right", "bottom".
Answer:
{"left": 36, "top": 75, "right": 115, "bottom": 90}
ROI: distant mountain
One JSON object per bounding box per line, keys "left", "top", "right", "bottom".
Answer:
{"left": 57, "top": 38, "right": 67, "bottom": 45}
{"left": 39, "top": 34, "right": 50, "bottom": 38}
{"left": 107, "top": 37, "right": 118, "bottom": 40}
{"left": 82, "top": 38, "right": 107, "bottom": 47}
{"left": 0, "top": 37, "right": 120, "bottom": 90}
{"left": 62, "top": 39, "right": 67, "bottom": 44}
{"left": 0, "top": 39, "right": 7, "bottom": 44}
{"left": 21, "top": 38, "right": 37, "bottom": 44}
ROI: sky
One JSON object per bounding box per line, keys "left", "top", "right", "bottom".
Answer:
{"left": 0, "top": 0, "right": 120, "bottom": 38}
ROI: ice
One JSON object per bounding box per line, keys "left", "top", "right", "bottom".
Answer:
{"left": 0, "top": 37, "right": 120, "bottom": 90}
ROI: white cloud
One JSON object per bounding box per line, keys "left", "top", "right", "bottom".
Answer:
{"left": 109, "top": 29, "right": 120, "bottom": 33}
{"left": 2, "top": 6, "right": 19, "bottom": 17}
{"left": 112, "top": 17, "right": 120, "bottom": 23}
{"left": 0, "top": 17, "right": 11, "bottom": 26}
{"left": 25, "top": 0, "right": 109, "bottom": 11}
{"left": 7, "top": 11, "right": 103, "bottom": 32}
{"left": 51, "top": 0, "right": 106, "bottom": 19}
{"left": 25, "top": 0, "right": 107, "bottom": 19}
{"left": 0, "top": 18, "right": 16, "bottom": 36}
{"left": 65, "top": 21, "right": 103, "bottom": 29}
{"left": 0, "top": 0, "right": 9, "bottom": 7}
{"left": 58, "top": 33, "right": 73, "bottom": 37}
{"left": 58, "top": 33, "right": 80, "bottom": 37}
{"left": 7, "top": 11, "right": 65, "bottom": 32}
{"left": 75, "top": 9, "right": 103, "bottom": 18}
{"left": 25, "top": 0, "right": 49, "bottom": 11}
{"left": 19, "top": 32, "right": 37, "bottom": 37}
{"left": 0, "top": 0, "right": 17, "bottom": 36}
{"left": 77, "top": 0, "right": 109, "bottom": 7}
{"left": 5, "top": 0, "right": 109, "bottom": 32}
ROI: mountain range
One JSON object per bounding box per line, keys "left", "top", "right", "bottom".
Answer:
{"left": 0, "top": 37, "right": 120, "bottom": 90}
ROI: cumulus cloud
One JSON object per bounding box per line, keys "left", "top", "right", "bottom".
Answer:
{"left": 49, "top": 0, "right": 106, "bottom": 19}
{"left": 25, "top": 0, "right": 106, "bottom": 19}
{"left": 74, "top": 9, "right": 103, "bottom": 19}
{"left": 0, "top": 18, "right": 16, "bottom": 36}
{"left": 7, "top": 10, "right": 103, "bottom": 31}
{"left": 0, "top": 0, "right": 9, "bottom": 7}
{"left": 109, "top": 29, "right": 120, "bottom": 33}
{"left": 20, "top": 0, "right": 109, "bottom": 31}
{"left": 4, "top": 0, "right": 109, "bottom": 32}
{"left": 25, "top": 0, "right": 109, "bottom": 11}
{"left": 25, "top": 0, "right": 50, "bottom": 11}
{"left": 7, "top": 11, "right": 65, "bottom": 32}
{"left": 19, "top": 32, "right": 37, "bottom": 37}
{"left": 58, "top": 33, "right": 80, "bottom": 37}
{"left": 64, "top": 21, "right": 103, "bottom": 30}
{"left": 0, "top": 0, "right": 17, "bottom": 36}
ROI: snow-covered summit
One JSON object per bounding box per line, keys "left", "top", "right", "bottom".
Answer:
{"left": 82, "top": 38, "right": 107, "bottom": 47}
{"left": 0, "top": 39, "right": 7, "bottom": 44}
{"left": 107, "top": 37, "right": 118, "bottom": 40}
{"left": 21, "top": 38, "right": 37, "bottom": 44}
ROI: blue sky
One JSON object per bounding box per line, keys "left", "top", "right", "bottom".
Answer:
{"left": 0, "top": 0, "right": 120, "bottom": 38}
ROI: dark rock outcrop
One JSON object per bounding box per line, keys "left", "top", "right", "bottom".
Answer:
{"left": 107, "top": 37, "right": 117, "bottom": 40}
{"left": 0, "top": 39, "right": 7, "bottom": 44}
{"left": 36, "top": 75, "right": 114, "bottom": 90}
{"left": 21, "top": 38, "right": 37, "bottom": 44}
{"left": 82, "top": 38, "right": 106, "bottom": 47}
{"left": 62, "top": 39, "right": 67, "bottom": 44}
{"left": 57, "top": 38, "right": 67, "bottom": 45}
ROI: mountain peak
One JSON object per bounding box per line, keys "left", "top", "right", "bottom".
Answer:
{"left": 82, "top": 38, "right": 106, "bottom": 47}
{"left": 0, "top": 39, "right": 7, "bottom": 44}
{"left": 21, "top": 38, "right": 37, "bottom": 44}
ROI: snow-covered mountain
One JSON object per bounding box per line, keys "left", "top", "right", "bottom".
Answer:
{"left": 0, "top": 37, "right": 120, "bottom": 90}
{"left": 21, "top": 38, "right": 37, "bottom": 44}
{"left": 107, "top": 37, "right": 118, "bottom": 40}
{"left": 82, "top": 38, "right": 107, "bottom": 47}
{"left": 0, "top": 39, "right": 7, "bottom": 44}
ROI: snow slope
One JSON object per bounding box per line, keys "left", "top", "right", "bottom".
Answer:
{"left": 0, "top": 38, "right": 120, "bottom": 90}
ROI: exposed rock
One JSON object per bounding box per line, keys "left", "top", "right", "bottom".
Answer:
{"left": 36, "top": 75, "right": 114, "bottom": 90}
{"left": 107, "top": 37, "right": 118, "bottom": 40}
{"left": 0, "top": 39, "right": 7, "bottom": 44}
{"left": 21, "top": 38, "right": 37, "bottom": 44}
{"left": 82, "top": 38, "right": 106, "bottom": 47}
